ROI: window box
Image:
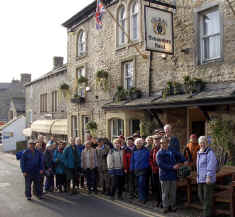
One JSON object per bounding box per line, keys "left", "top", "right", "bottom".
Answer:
{"left": 71, "top": 95, "right": 85, "bottom": 104}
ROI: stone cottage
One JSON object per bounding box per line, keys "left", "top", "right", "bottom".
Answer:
{"left": 62, "top": 0, "right": 235, "bottom": 149}
{"left": 24, "top": 57, "right": 68, "bottom": 140}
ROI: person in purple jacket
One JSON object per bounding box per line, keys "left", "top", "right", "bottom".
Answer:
{"left": 197, "top": 136, "right": 217, "bottom": 217}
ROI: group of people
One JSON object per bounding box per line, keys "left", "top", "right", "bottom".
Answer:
{"left": 19, "top": 124, "right": 218, "bottom": 217}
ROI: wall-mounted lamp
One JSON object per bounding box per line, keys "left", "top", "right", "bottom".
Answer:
{"left": 86, "top": 86, "right": 91, "bottom": 92}
{"left": 161, "top": 53, "right": 167, "bottom": 59}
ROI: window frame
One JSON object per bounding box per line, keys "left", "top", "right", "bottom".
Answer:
{"left": 111, "top": 119, "right": 124, "bottom": 140}
{"left": 76, "top": 66, "right": 86, "bottom": 97}
{"left": 40, "top": 93, "right": 47, "bottom": 113}
{"left": 52, "top": 91, "right": 58, "bottom": 113}
{"left": 123, "top": 60, "right": 134, "bottom": 90}
{"left": 77, "top": 30, "right": 86, "bottom": 57}
{"left": 130, "top": 1, "right": 139, "bottom": 41}
{"left": 194, "top": 2, "right": 224, "bottom": 65}
{"left": 118, "top": 5, "right": 127, "bottom": 46}
{"left": 71, "top": 115, "right": 78, "bottom": 138}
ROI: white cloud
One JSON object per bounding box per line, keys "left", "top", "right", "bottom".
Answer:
{"left": 0, "top": 0, "right": 94, "bottom": 82}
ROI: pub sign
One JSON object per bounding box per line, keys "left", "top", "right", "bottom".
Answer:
{"left": 144, "top": 6, "right": 174, "bottom": 54}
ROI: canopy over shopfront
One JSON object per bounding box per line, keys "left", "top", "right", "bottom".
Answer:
{"left": 30, "top": 119, "right": 67, "bottom": 135}
{"left": 51, "top": 119, "right": 67, "bottom": 135}
{"left": 22, "top": 128, "right": 32, "bottom": 137}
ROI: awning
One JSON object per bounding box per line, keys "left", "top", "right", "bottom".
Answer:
{"left": 31, "top": 120, "right": 55, "bottom": 134}
{"left": 22, "top": 128, "right": 32, "bottom": 137}
{"left": 103, "top": 81, "right": 235, "bottom": 110}
{"left": 51, "top": 119, "right": 67, "bottom": 135}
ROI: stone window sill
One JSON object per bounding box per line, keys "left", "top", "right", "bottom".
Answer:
{"left": 199, "top": 57, "right": 224, "bottom": 66}
{"left": 76, "top": 53, "right": 88, "bottom": 61}
{"left": 115, "top": 40, "right": 143, "bottom": 52}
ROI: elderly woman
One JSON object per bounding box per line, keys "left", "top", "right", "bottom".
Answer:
{"left": 164, "top": 124, "right": 180, "bottom": 153}
{"left": 107, "top": 138, "right": 124, "bottom": 200}
{"left": 145, "top": 136, "right": 154, "bottom": 152}
{"left": 81, "top": 141, "right": 98, "bottom": 194}
{"left": 130, "top": 138, "right": 150, "bottom": 204}
{"left": 197, "top": 136, "right": 217, "bottom": 217}
{"left": 157, "top": 137, "right": 187, "bottom": 213}
{"left": 44, "top": 143, "right": 54, "bottom": 193}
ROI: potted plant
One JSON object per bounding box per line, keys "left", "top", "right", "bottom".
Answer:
{"left": 127, "top": 87, "right": 142, "bottom": 100}
{"left": 78, "top": 76, "right": 88, "bottom": 85}
{"left": 96, "top": 70, "right": 109, "bottom": 91}
{"left": 172, "top": 81, "right": 183, "bottom": 95}
{"left": 193, "top": 77, "right": 205, "bottom": 93}
{"left": 86, "top": 120, "right": 97, "bottom": 137}
{"left": 60, "top": 83, "right": 69, "bottom": 90}
{"left": 113, "top": 86, "right": 128, "bottom": 102}
{"left": 166, "top": 81, "right": 174, "bottom": 95}
{"left": 70, "top": 94, "right": 85, "bottom": 103}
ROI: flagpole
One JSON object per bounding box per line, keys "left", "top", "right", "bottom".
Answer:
{"left": 102, "top": 2, "right": 148, "bottom": 59}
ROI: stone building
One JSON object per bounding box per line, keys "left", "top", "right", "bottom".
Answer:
{"left": 62, "top": 0, "right": 235, "bottom": 147}
{"left": 24, "top": 57, "right": 68, "bottom": 140}
{"left": 0, "top": 74, "right": 31, "bottom": 123}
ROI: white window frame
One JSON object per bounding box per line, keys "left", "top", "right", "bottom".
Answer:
{"left": 118, "top": 6, "right": 126, "bottom": 46}
{"left": 130, "top": 1, "right": 139, "bottom": 41}
{"left": 71, "top": 115, "right": 78, "bottom": 138}
{"left": 76, "top": 67, "right": 86, "bottom": 97}
{"left": 200, "top": 7, "right": 221, "bottom": 63}
{"left": 123, "top": 61, "right": 134, "bottom": 89}
{"left": 111, "top": 119, "right": 124, "bottom": 140}
{"left": 52, "top": 91, "right": 58, "bottom": 113}
{"left": 77, "top": 31, "right": 86, "bottom": 56}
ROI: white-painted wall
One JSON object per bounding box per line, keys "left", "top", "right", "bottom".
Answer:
{"left": 2, "top": 116, "right": 26, "bottom": 152}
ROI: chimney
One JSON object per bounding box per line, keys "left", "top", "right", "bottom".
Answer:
{"left": 53, "top": 56, "right": 64, "bottom": 69}
{"left": 21, "top": 73, "right": 31, "bottom": 85}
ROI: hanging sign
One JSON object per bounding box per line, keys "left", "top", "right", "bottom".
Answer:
{"left": 144, "top": 6, "right": 174, "bottom": 54}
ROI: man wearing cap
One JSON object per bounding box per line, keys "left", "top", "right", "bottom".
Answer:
{"left": 20, "top": 140, "right": 43, "bottom": 200}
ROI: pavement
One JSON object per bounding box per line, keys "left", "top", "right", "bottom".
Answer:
{"left": 0, "top": 151, "right": 200, "bottom": 217}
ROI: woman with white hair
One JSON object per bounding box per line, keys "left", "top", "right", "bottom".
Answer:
{"left": 44, "top": 143, "right": 54, "bottom": 193}
{"left": 130, "top": 138, "right": 150, "bottom": 204}
{"left": 197, "top": 136, "right": 217, "bottom": 217}
{"left": 107, "top": 138, "right": 124, "bottom": 200}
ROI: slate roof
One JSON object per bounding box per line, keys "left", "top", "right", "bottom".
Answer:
{"left": 0, "top": 115, "right": 24, "bottom": 131}
{"left": 12, "top": 98, "right": 25, "bottom": 113}
{"left": 0, "top": 82, "right": 25, "bottom": 122}
{"left": 103, "top": 81, "right": 235, "bottom": 110}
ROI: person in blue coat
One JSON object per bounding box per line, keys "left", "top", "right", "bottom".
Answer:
{"left": 53, "top": 142, "right": 65, "bottom": 192}
{"left": 157, "top": 137, "right": 187, "bottom": 213}
{"left": 20, "top": 140, "right": 43, "bottom": 200}
{"left": 63, "top": 137, "right": 81, "bottom": 195}
{"left": 130, "top": 138, "right": 150, "bottom": 204}
{"left": 164, "top": 124, "right": 180, "bottom": 153}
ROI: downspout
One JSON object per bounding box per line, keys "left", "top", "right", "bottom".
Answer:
{"left": 148, "top": 51, "right": 153, "bottom": 97}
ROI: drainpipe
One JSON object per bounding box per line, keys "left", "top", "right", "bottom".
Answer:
{"left": 148, "top": 51, "right": 153, "bottom": 97}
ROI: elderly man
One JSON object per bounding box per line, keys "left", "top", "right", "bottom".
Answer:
{"left": 130, "top": 138, "right": 149, "bottom": 204}
{"left": 20, "top": 140, "right": 43, "bottom": 200}
{"left": 197, "top": 136, "right": 217, "bottom": 217}
{"left": 38, "top": 135, "right": 46, "bottom": 152}
{"left": 157, "top": 137, "right": 187, "bottom": 213}
{"left": 164, "top": 124, "right": 180, "bottom": 153}
{"left": 63, "top": 137, "right": 81, "bottom": 195}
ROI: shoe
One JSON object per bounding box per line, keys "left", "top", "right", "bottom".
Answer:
{"left": 162, "top": 208, "right": 168, "bottom": 214}
{"left": 27, "top": 197, "right": 31, "bottom": 201}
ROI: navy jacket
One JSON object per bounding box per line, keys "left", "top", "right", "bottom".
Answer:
{"left": 168, "top": 136, "right": 180, "bottom": 153}
{"left": 157, "top": 148, "right": 185, "bottom": 181}
{"left": 130, "top": 147, "right": 149, "bottom": 176}
{"left": 20, "top": 149, "right": 43, "bottom": 175}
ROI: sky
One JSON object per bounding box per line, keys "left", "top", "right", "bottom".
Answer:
{"left": 0, "top": 0, "right": 94, "bottom": 83}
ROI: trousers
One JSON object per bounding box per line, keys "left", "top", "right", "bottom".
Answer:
{"left": 198, "top": 183, "right": 215, "bottom": 217}
{"left": 152, "top": 172, "right": 162, "bottom": 203}
{"left": 137, "top": 175, "right": 148, "bottom": 201}
{"left": 25, "top": 174, "right": 41, "bottom": 198}
{"left": 111, "top": 175, "right": 123, "bottom": 197}
{"left": 85, "top": 168, "right": 97, "bottom": 191}
{"left": 160, "top": 180, "right": 176, "bottom": 208}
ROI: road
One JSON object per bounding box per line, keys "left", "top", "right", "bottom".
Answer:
{"left": 0, "top": 152, "right": 157, "bottom": 217}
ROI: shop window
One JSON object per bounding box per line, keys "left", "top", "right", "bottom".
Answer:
{"left": 199, "top": 7, "right": 222, "bottom": 63}
{"left": 111, "top": 119, "right": 124, "bottom": 140}
{"left": 71, "top": 115, "right": 78, "bottom": 138}
{"left": 123, "top": 61, "right": 134, "bottom": 89}
{"left": 130, "top": 119, "right": 140, "bottom": 135}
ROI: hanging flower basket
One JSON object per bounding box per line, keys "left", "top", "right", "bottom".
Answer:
{"left": 70, "top": 94, "right": 85, "bottom": 104}
{"left": 86, "top": 120, "right": 97, "bottom": 137}
{"left": 78, "top": 76, "right": 88, "bottom": 85}
{"left": 96, "top": 70, "right": 109, "bottom": 91}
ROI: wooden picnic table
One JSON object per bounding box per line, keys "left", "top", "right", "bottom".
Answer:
{"left": 183, "top": 166, "right": 235, "bottom": 216}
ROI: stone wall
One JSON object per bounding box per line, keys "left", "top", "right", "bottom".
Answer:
{"left": 25, "top": 70, "right": 68, "bottom": 128}
{"left": 66, "top": 0, "right": 235, "bottom": 140}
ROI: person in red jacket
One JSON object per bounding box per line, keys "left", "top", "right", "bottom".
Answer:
{"left": 150, "top": 134, "right": 162, "bottom": 207}
{"left": 123, "top": 136, "right": 137, "bottom": 199}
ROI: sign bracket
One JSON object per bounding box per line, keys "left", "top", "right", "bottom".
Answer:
{"left": 144, "top": 0, "right": 176, "bottom": 9}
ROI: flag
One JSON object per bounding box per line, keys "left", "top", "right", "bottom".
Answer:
{"left": 96, "top": 0, "right": 105, "bottom": 29}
